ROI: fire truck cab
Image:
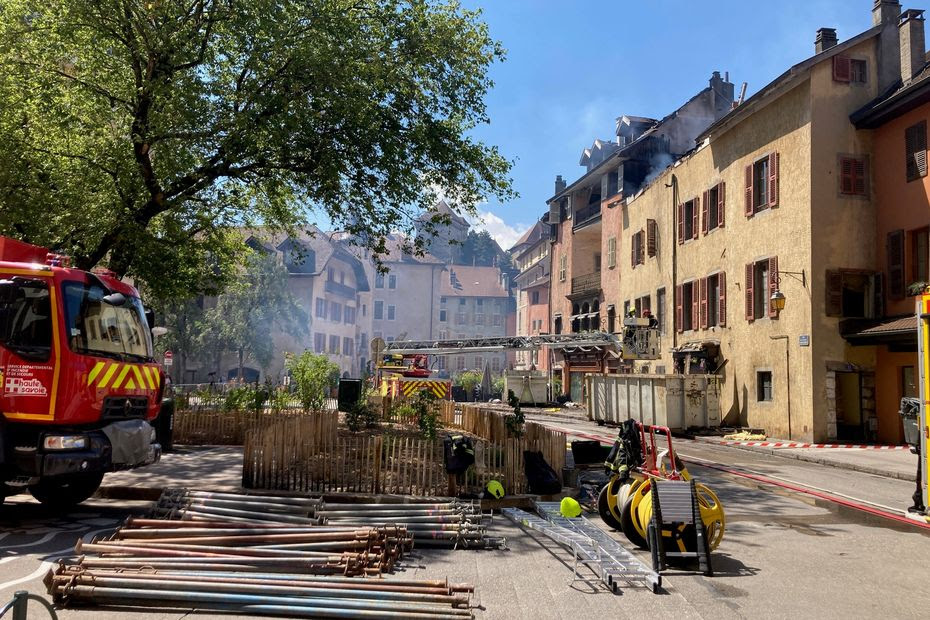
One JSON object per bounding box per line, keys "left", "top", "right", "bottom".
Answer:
{"left": 0, "top": 237, "right": 163, "bottom": 507}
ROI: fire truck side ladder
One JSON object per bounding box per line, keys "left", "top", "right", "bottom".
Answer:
{"left": 379, "top": 332, "right": 623, "bottom": 355}
{"left": 502, "top": 504, "right": 661, "bottom": 594}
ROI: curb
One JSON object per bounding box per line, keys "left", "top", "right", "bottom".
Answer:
{"left": 691, "top": 436, "right": 916, "bottom": 482}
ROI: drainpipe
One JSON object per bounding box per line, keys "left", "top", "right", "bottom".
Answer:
{"left": 669, "top": 174, "right": 679, "bottom": 350}
{"left": 770, "top": 335, "right": 791, "bottom": 440}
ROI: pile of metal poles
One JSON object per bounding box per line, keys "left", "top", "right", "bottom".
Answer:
{"left": 47, "top": 565, "right": 475, "bottom": 619}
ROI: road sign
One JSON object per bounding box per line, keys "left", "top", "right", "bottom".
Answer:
{"left": 164, "top": 351, "right": 174, "bottom": 367}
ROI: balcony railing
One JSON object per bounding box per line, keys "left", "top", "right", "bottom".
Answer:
{"left": 571, "top": 272, "right": 601, "bottom": 296}
{"left": 325, "top": 279, "right": 356, "bottom": 299}
{"left": 573, "top": 204, "right": 602, "bottom": 229}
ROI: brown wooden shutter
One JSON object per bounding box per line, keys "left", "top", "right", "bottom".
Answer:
{"left": 853, "top": 158, "right": 866, "bottom": 195}
{"left": 840, "top": 157, "right": 854, "bottom": 194}
{"left": 646, "top": 219, "right": 657, "bottom": 257}
{"left": 718, "top": 271, "right": 727, "bottom": 327}
{"left": 768, "top": 256, "right": 779, "bottom": 318}
{"left": 676, "top": 284, "right": 683, "bottom": 333}
{"left": 745, "top": 262, "right": 754, "bottom": 321}
{"left": 906, "top": 121, "right": 927, "bottom": 181}
{"left": 631, "top": 232, "right": 637, "bottom": 268}
{"left": 718, "top": 182, "right": 726, "bottom": 228}
{"left": 826, "top": 270, "right": 843, "bottom": 317}
{"left": 700, "top": 277, "right": 708, "bottom": 329}
{"left": 691, "top": 282, "right": 700, "bottom": 330}
{"left": 888, "top": 229, "right": 905, "bottom": 299}
{"left": 745, "top": 164, "right": 754, "bottom": 217}
{"left": 701, "top": 190, "right": 709, "bottom": 235}
{"left": 692, "top": 196, "right": 700, "bottom": 240}
{"left": 639, "top": 231, "right": 646, "bottom": 264}
{"left": 833, "top": 55, "right": 851, "bottom": 82}
{"left": 677, "top": 203, "right": 684, "bottom": 244}
{"left": 769, "top": 152, "right": 779, "bottom": 208}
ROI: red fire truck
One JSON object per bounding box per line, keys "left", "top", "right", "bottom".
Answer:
{"left": 0, "top": 236, "right": 164, "bottom": 507}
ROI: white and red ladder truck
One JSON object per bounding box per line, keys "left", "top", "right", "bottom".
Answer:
{"left": 0, "top": 236, "right": 164, "bottom": 507}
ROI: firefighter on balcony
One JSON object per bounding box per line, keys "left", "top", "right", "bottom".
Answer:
{"left": 623, "top": 308, "right": 637, "bottom": 348}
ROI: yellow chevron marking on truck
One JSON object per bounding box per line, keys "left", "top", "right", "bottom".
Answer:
{"left": 87, "top": 361, "right": 106, "bottom": 385}
{"left": 111, "top": 365, "right": 132, "bottom": 389}
{"left": 97, "top": 363, "right": 119, "bottom": 389}
{"left": 131, "top": 365, "right": 146, "bottom": 389}
{"left": 91, "top": 362, "right": 160, "bottom": 391}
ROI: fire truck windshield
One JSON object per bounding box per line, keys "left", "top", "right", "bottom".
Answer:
{"left": 62, "top": 281, "right": 153, "bottom": 361}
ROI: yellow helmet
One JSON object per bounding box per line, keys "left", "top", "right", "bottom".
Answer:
{"left": 486, "top": 480, "right": 505, "bottom": 499}
{"left": 560, "top": 497, "right": 582, "bottom": 518}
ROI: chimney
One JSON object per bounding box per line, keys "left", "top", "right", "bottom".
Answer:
{"left": 555, "top": 175, "right": 566, "bottom": 195}
{"left": 874, "top": 0, "right": 902, "bottom": 26}
{"left": 900, "top": 9, "right": 926, "bottom": 82}
{"left": 815, "top": 28, "right": 838, "bottom": 53}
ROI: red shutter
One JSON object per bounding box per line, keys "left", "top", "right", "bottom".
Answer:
{"left": 718, "top": 271, "right": 727, "bottom": 327}
{"left": 745, "top": 164, "right": 754, "bottom": 217}
{"left": 745, "top": 263, "right": 754, "bottom": 321}
{"left": 768, "top": 255, "right": 779, "bottom": 318}
{"left": 853, "top": 158, "right": 866, "bottom": 196}
{"left": 888, "top": 229, "right": 905, "bottom": 299}
{"left": 675, "top": 284, "right": 683, "bottom": 333}
{"left": 646, "top": 219, "right": 657, "bottom": 257}
{"left": 769, "top": 152, "right": 779, "bottom": 208}
{"left": 691, "top": 282, "right": 700, "bottom": 330}
{"left": 692, "top": 196, "right": 700, "bottom": 240}
{"left": 718, "top": 182, "right": 726, "bottom": 228}
{"left": 677, "top": 203, "right": 684, "bottom": 244}
{"left": 826, "top": 270, "right": 843, "bottom": 316}
{"left": 701, "top": 190, "right": 709, "bottom": 235}
{"left": 833, "top": 55, "right": 851, "bottom": 82}
{"left": 700, "top": 277, "right": 708, "bottom": 329}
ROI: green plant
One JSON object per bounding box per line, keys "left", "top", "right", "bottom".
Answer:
{"left": 454, "top": 370, "right": 481, "bottom": 394}
{"left": 504, "top": 389, "right": 525, "bottom": 437}
{"left": 410, "top": 390, "right": 440, "bottom": 440}
{"left": 346, "top": 397, "right": 380, "bottom": 432}
{"left": 491, "top": 375, "right": 505, "bottom": 396}
{"left": 286, "top": 351, "right": 340, "bottom": 412}
{"left": 393, "top": 402, "right": 416, "bottom": 423}
{"left": 269, "top": 386, "right": 293, "bottom": 414}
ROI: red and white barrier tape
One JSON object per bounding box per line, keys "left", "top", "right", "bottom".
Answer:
{"left": 719, "top": 440, "right": 909, "bottom": 450}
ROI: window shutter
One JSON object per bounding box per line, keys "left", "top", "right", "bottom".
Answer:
{"left": 905, "top": 122, "right": 927, "bottom": 181}
{"left": 677, "top": 203, "right": 684, "bottom": 244}
{"left": 745, "top": 165, "right": 754, "bottom": 217}
{"left": 639, "top": 231, "right": 646, "bottom": 264}
{"left": 826, "top": 270, "right": 843, "bottom": 317}
{"left": 691, "top": 282, "right": 700, "bottom": 330}
{"left": 768, "top": 256, "right": 779, "bottom": 318}
{"left": 701, "top": 190, "right": 709, "bottom": 235}
{"left": 718, "top": 182, "right": 726, "bottom": 228}
{"left": 676, "top": 284, "right": 683, "bottom": 333}
{"left": 833, "top": 55, "right": 851, "bottom": 82}
{"left": 872, "top": 273, "right": 884, "bottom": 319}
{"left": 888, "top": 229, "right": 905, "bottom": 299}
{"left": 853, "top": 158, "right": 866, "bottom": 195}
{"left": 745, "top": 263, "right": 754, "bottom": 321}
{"left": 700, "top": 277, "right": 708, "bottom": 329}
{"left": 646, "top": 219, "right": 657, "bottom": 257}
{"left": 692, "top": 196, "right": 700, "bottom": 240}
{"left": 769, "top": 152, "right": 779, "bottom": 208}
{"left": 718, "top": 271, "right": 727, "bottom": 327}
{"left": 631, "top": 233, "right": 637, "bottom": 268}
{"left": 840, "top": 157, "right": 853, "bottom": 194}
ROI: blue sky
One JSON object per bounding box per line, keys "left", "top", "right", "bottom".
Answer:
{"left": 462, "top": 0, "right": 893, "bottom": 247}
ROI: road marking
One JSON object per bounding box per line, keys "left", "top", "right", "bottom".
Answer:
{"left": 0, "top": 526, "right": 116, "bottom": 592}
{"left": 0, "top": 532, "right": 57, "bottom": 552}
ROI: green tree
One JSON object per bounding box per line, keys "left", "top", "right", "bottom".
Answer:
{"left": 0, "top": 0, "right": 514, "bottom": 299}
{"left": 460, "top": 230, "right": 498, "bottom": 267}
{"left": 204, "top": 248, "right": 307, "bottom": 380}
{"left": 287, "top": 350, "right": 340, "bottom": 412}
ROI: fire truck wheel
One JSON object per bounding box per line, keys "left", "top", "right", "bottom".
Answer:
{"left": 28, "top": 473, "right": 104, "bottom": 508}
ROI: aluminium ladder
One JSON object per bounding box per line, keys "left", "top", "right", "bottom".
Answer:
{"left": 502, "top": 506, "right": 660, "bottom": 594}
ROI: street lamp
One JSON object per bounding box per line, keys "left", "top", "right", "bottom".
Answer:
{"left": 769, "top": 269, "right": 806, "bottom": 311}
{"left": 770, "top": 289, "right": 787, "bottom": 311}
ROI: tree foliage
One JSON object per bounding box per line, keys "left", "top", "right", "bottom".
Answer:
{"left": 0, "top": 0, "right": 514, "bottom": 299}
{"left": 459, "top": 230, "right": 499, "bottom": 267}
{"left": 286, "top": 350, "right": 340, "bottom": 412}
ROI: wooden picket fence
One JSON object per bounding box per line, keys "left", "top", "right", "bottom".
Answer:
{"left": 241, "top": 404, "right": 566, "bottom": 496}
{"left": 172, "top": 407, "right": 335, "bottom": 446}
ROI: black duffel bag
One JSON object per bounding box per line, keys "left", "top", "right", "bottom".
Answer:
{"left": 524, "top": 450, "right": 562, "bottom": 495}
{"left": 443, "top": 434, "right": 475, "bottom": 475}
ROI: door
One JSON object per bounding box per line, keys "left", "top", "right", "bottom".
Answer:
{"left": 835, "top": 371, "right": 863, "bottom": 441}
{"left": 570, "top": 372, "right": 584, "bottom": 403}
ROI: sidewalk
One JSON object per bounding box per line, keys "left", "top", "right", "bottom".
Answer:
{"left": 692, "top": 435, "right": 918, "bottom": 481}
{"left": 97, "top": 445, "right": 244, "bottom": 498}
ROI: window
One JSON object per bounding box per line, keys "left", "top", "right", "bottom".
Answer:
{"left": 387, "top": 305, "right": 395, "bottom": 320}
{"left": 0, "top": 280, "right": 51, "bottom": 362}
{"left": 745, "top": 257, "right": 778, "bottom": 321}
{"left": 456, "top": 312, "right": 466, "bottom": 325}
{"left": 459, "top": 298, "right": 466, "bottom": 307}
{"left": 439, "top": 309, "right": 447, "bottom": 322}
{"left": 606, "top": 170, "right": 619, "bottom": 196}
{"left": 375, "top": 273, "right": 384, "bottom": 288}
{"left": 679, "top": 198, "right": 698, "bottom": 243}
{"left": 607, "top": 236, "right": 617, "bottom": 269}
{"left": 474, "top": 356, "right": 483, "bottom": 370}
{"left": 362, "top": 304, "right": 367, "bottom": 316}
{"left": 834, "top": 55, "right": 867, "bottom": 84}
{"left": 374, "top": 300, "right": 384, "bottom": 320}
{"left": 647, "top": 219, "right": 658, "bottom": 256}
{"left": 441, "top": 297, "right": 447, "bottom": 305}
{"left": 902, "top": 366, "right": 917, "bottom": 398}
{"left": 745, "top": 153, "right": 779, "bottom": 215}
{"left": 559, "top": 254, "right": 567, "bottom": 282}
{"left": 757, "top": 371, "right": 773, "bottom": 402}
{"left": 343, "top": 337, "right": 354, "bottom": 356}
{"left": 635, "top": 295, "right": 651, "bottom": 317}
{"left": 475, "top": 313, "right": 486, "bottom": 326}
{"left": 703, "top": 183, "right": 725, "bottom": 233}
{"left": 839, "top": 156, "right": 867, "bottom": 196}
{"left": 531, "top": 291, "right": 540, "bottom": 305}
{"left": 339, "top": 271, "right": 345, "bottom": 284}
{"left": 329, "top": 335, "right": 340, "bottom": 354}
{"left": 329, "top": 301, "right": 342, "bottom": 323}
{"left": 851, "top": 59, "right": 867, "bottom": 83}
{"left": 676, "top": 282, "right": 695, "bottom": 332}
{"left": 476, "top": 299, "right": 483, "bottom": 308}
{"left": 60, "top": 281, "right": 152, "bottom": 361}
{"left": 631, "top": 230, "right": 644, "bottom": 266}
{"left": 825, "top": 269, "right": 883, "bottom": 318}
{"left": 493, "top": 314, "right": 501, "bottom": 326}
{"left": 701, "top": 272, "right": 726, "bottom": 328}
{"left": 456, "top": 356, "right": 466, "bottom": 371}
{"left": 388, "top": 275, "right": 397, "bottom": 289}
{"left": 594, "top": 252, "right": 601, "bottom": 272}
{"left": 327, "top": 268, "right": 335, "bottom": 281}
{"left": 315, "top": 298, "right": 327, "bottom": 319}
{"left": 913, "top": 227, "right": 929, "bottom": 284}
{"left": 344, "top": 306, "right": 356, "bottom": 325}
{"left": 906, "top": 120, "right": 927, "bottom": 182}
{"left": 889, "top": 229, "right": 906, "bottom": 299}
{"left": 554, "top": 315, "right": 562, "bottom": 334}
{"left": 314, "top": 333, "right": 326, "bottom": 353}
{"left": 607, "top": 305, "right": 616, "bottom": 333}
{"left": 492, "top": 357, "right": 501, "bottom": 372}
{"left": 623, "top": 300, "right": 630, "bottom": 318}
{"left": 656, "top": 287, "right": 667, "bottom": 335}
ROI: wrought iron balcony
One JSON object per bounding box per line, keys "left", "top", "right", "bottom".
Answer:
{"left": 571, "top": 272, "right": 601, "bottom": 296}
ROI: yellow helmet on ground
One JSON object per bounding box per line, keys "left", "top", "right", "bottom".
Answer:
{"left": 486, "top": 480, "right": 505, "bottom": 499}
{"left": 560, "top": 497, "right": 582, "bottom": 518}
